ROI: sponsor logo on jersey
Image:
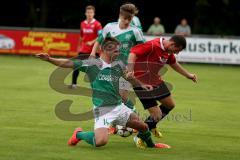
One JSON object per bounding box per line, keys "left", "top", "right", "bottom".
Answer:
{"left": 125, "top": 34, "right": 132, "bottom": 40}
{"left": 98, "top": 74, "right": 119, "bottom": 82}
{"left": 120, "top": 41, "right": 134, "bottom": 52}
{"left": 83, "top": 28, "right": 94, "bottom": 33}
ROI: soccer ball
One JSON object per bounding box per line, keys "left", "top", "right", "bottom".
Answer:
{"left": 116, "top": 125, "right": 133, "bottom": 137}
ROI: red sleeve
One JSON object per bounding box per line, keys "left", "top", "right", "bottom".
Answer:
{"left": 167, "top": 54, "right": 176, "bottom": 64}
{"left": 96, "top": 21, "right": 102, "bottom": 32}
{"left": 130, "top": 41, "right": 153, "bottom": 56}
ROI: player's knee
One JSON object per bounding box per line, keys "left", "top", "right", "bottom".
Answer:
{"left": 137, "top": 122, "right": 148, "bottom": 132}
{"left": 150, "top": 111, "right": 162, "bottom": 122}
{"left": 95, "top": 138, "right": 108, "bottom": 147}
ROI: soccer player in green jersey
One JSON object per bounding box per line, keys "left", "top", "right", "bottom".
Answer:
{"left": 118, "top": 3, "right": 142, "bottom": 30}
{"left": 36, "top": 37, "right": 169, "bottom": 149}
{"left": 90, "top": 3, "right": 144, "bottom": 116}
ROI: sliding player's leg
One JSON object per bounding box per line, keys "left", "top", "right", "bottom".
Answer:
{"left": 67, "top": 127, "right": 108, "bottom": 147}
{"left": 93, "top": 128, "right": 109, "bottom": 147}
{"left": 125, "top": 109, "right": 170, "bottom": 149}
{"left": 126, "top": 113, "right": 154, "bottom": 149}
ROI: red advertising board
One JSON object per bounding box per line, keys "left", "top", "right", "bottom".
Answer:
{"left": 0, "top": 29, "right": 79, "bottom": 57}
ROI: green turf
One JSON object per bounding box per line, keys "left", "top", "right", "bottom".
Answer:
{"left": 0, "top": 55, "right": 240, "bottom": 160}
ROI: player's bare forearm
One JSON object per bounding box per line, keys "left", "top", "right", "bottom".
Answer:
{"left": 170, "top": 62, "right": 197, "bottom": 83}
{"left": 170, "top": 62, "right": 190, "bottom": 77}
{"left": 36, "top": 53, "right": 73, "bottom": 68}
{"left": 48, "top": 57, "right": 73, "bottom": 68}
{"left": 90, "top": 41, "right": 100, "bottom": 57}
{"left": 127, "top": 53, "right": 137, "bottom": 72}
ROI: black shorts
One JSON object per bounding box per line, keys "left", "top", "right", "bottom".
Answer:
{"left": 134, "top": 82, "right": 171, "bottom": 110}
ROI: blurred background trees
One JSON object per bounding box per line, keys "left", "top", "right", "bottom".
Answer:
{"left": 0, "top": 0, "right": 239, "bottom": 35}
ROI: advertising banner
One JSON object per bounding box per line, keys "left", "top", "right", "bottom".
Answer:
{"left": 0, "top": 29, "right": 79, "bottom": 57}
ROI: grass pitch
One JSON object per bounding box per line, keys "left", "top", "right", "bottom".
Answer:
{"left": 0, "top": 55, "right": 240, "bottom": 160}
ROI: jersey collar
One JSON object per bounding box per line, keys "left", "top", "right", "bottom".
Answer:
{"left": 99, "top": 58, "right": 112, "bottom": 69}
{"left": 118, "top": 21, "right": 130, "bottom": 30}
{"left": 84, "top": 19, "right": 96, "bottom": 24}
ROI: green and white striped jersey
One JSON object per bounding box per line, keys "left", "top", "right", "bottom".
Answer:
{"left": 98, "top": 22, "right": 145, "bottom": 64}
{"left": 73, "top": 58, "right": 126, "bottom": 108}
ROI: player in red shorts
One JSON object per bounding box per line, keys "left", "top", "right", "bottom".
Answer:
{"left": 70, "top": 5, "right": 102, "bottom": 88}
{"left": 128, "top": 35, "right": 197, "bottom": 142}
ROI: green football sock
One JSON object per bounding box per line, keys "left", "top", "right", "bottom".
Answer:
{"left": 137, "top": 130, "right": 155, "bottom": 147}
{"left": 76, "top": 131, "right": 96, "bottom": 147}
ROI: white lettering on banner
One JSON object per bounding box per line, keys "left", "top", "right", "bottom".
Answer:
{"left": 145, "top": 35, "right": 240, "bottom": 65}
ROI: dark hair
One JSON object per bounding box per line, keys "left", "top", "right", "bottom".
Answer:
{"left": 170, "top": 35, "right": 187, "bottom": 49}
{"left": 85, "top": 5, "right": 95, "bottom": 12}
{"left": 101, "top": 37, "right": 120, "bottom": 51}
{"left": 120, "top": 3, "right": 137, "bottom": 18}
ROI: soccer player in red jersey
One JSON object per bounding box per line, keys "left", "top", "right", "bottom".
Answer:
{"left": 128, "top": 35, "right": 197, "bottom": 139}
{"left": 70, "top": 5, "right": 102, "bottom": 88}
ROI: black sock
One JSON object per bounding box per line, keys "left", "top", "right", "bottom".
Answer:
{"left": 159, "top": 105, "right": 172, "bottom": 120}
{"left": 145, "top": 105, "right": 173, "bottom": 130}
{"left": 72, "top": 69, "right": 79, "bottom": 85}
{"left": 144, "top": 116, "right": 157, "bottom": 130}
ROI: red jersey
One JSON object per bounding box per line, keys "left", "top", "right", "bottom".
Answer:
{"left": 130, "top": 37, "right": 176, "bottom": 86}
{"left": 79, "top": 19, "right": 102, "bottom": 53}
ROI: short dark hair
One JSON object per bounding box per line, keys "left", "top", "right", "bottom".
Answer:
{"left": 86, "top": 5, "right": 95, "bottom": 12}
{"left": 170, "top": 35, "right": 187, "bottom": 49}
{"left": 120, "top": 3, "right": 137, "bottom": 19}
{"left": 101, "top": 37, "right": 120, "bottom": 51}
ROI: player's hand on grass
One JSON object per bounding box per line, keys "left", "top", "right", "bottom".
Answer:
{"left": 36, "top": 53, "right": 50, "bottom": 61}
{"left": 187, "top": 73, "right": 197, "bottom": 83}
{"left": 141, "top": 84, "right": 154, "bottom": 91}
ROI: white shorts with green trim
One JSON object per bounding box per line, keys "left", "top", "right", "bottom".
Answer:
{"left": 93, "top": 103, "right": 133, "bottom": 129}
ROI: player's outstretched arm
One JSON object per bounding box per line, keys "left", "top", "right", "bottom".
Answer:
{"left": 36, "top": 53, "right": 73, "bottom": 68}
{"left": 170, "top": 62, "right": 197, "bottom": 83}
